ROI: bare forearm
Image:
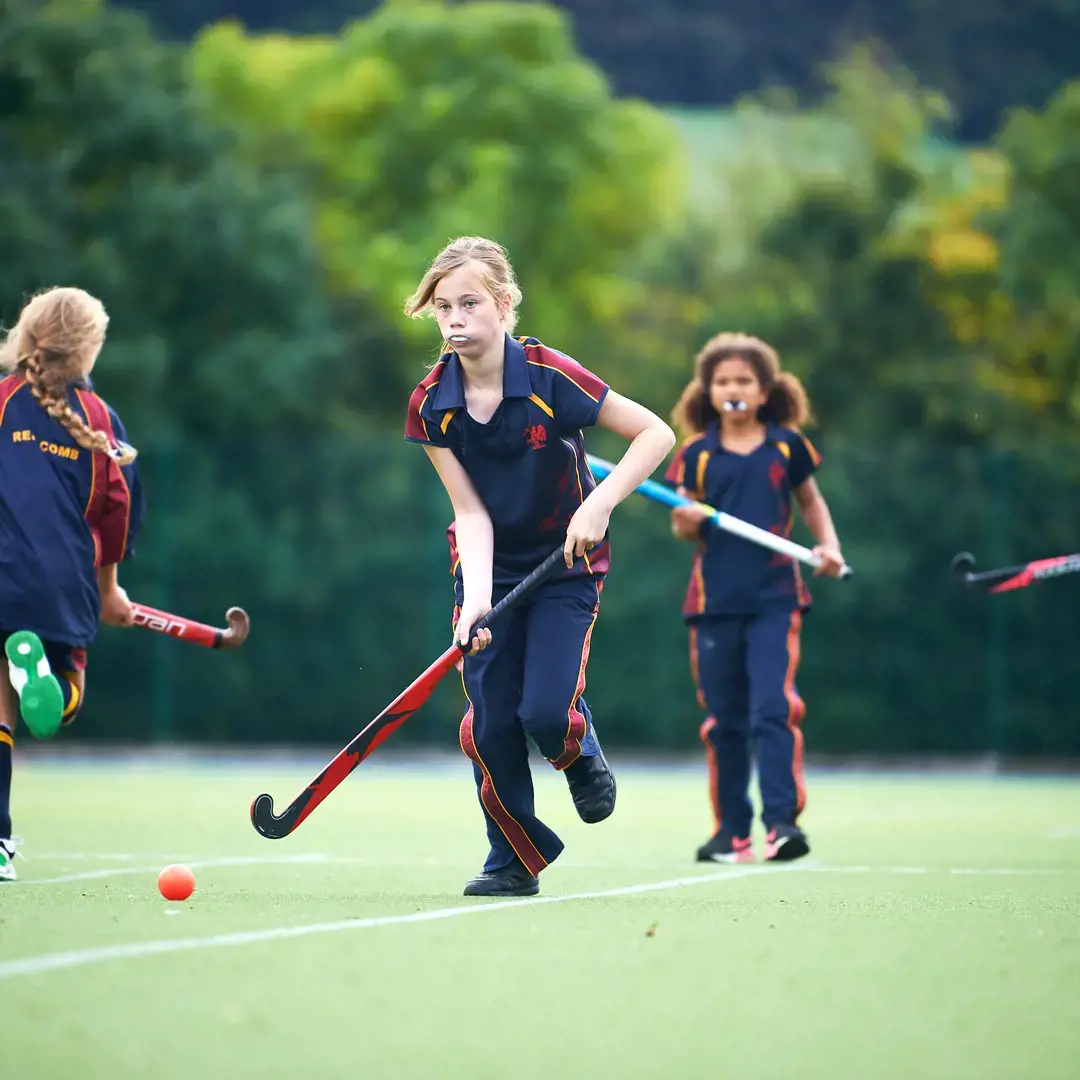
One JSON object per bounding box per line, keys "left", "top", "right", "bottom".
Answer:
{"left": 801, "top": 495, "right": 841, "bottom": 550}
{"left": 97, "top": 563, "right": 119, "bottom": 591}
{"left": 455, "top": 511, "right": 495, "bottom": 606}
{"left": 592, "top": 423, "right": 675, "bottom": 512}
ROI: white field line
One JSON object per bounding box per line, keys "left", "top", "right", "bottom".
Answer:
{"left": 555, "top": 862, "right": 1078, "bottom": 875}
{"left": 34, "top": 853, "right": 207, "bottom": 861}
{"left": 4, "top": 855, "right": 1075, "bottom": 984}
{"left": 19, "top": 854, "right": 332, "bottom": 886}
{"left": 1048, "top": 825, "right": 1080, "bottom": 839}
{"left": 803, "top": 865, "right": 928, "bottom": 874}
{"left": 805, "top": 865, "right": 1075, "bottom": 876}
{"left": 32, "top": 852, "right": 444, "bottom": 866}
{"left": 0, "top": 864, "right": 778, "bottom": 979}
{"left": 948, "top": 867, "right": 1067, "bottom": 876}
{"left": 20, "top": 855, "right": 1080, "bottom": 883}
{"left": 3, "top": 859, "right": 1075, "bottom": 979}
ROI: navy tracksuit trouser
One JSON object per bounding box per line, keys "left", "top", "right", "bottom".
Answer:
{"left": 690, "top": 610, "right": 807, "bottom": 837}
{"left": 456, "top": 574, "right": 603, "bottom": 875}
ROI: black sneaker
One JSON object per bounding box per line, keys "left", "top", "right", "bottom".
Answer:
{"left": 564, "top": 750, "right": 616, "bottom": 823}
{"left": 463, "top": 859, "right": 540, "bottom": 897}
{"left": 695, "top": 831, "right": 755, "bottom": 864}
{"left": 765, "top": 823, "right": 810, "bottom": 862}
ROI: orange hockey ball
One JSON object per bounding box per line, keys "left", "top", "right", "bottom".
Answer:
{"left": 157, "top": 863, "right": 196, "bottom": 902}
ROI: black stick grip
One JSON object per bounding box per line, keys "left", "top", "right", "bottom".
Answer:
{"left": 459, "top": 546, "right": 568, "bottom": 650}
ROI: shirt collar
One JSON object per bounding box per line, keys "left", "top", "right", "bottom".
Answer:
{"left": 432, "top": 334, "right": 532, "bottom": 411}
{"left": 502, "top": 335, "right": 533, "bottom": 398}
{"left": 708, "top": 419, "right": 787, "bottom": 450}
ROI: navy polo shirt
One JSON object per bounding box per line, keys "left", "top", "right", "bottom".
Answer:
{"left": 665, "top": 421, "right": 821, "bottom": 617}
{"left": 406, "top": 335, "right": 610, "bottom": 585}
{"left": 0, "top": 373, "right": 143, "bottom": 646}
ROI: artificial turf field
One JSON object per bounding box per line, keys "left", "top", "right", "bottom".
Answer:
{"left": 1, "top": 755, "right": 1078, "bottom": 1080}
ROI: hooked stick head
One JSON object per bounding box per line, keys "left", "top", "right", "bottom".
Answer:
{"left": 250, "top": 792, "right": 287, "bottom": 838}
{"left": 950, "top": 552, "right": 976, "bottom": 580}
{"left": 221, "top": 607, "right": 250, "bottom": 649}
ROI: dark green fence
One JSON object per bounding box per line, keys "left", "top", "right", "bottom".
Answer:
{"left": 80, "top": 432, "right": 1080, "bottom": 757}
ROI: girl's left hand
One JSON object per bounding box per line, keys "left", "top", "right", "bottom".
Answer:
{"left": 811, "top": 546, "right": 846, "bottom": 578}
{"left": 564, "top": 495, "right": 612, "bottom": 568}
{"left": 100, "top": 585, "right": 135, "bottom": 626}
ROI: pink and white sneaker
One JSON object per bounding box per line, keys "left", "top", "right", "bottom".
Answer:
{"left": 696, "top": 832, "right": 755, "bottom": 863}
{"left": 765, "top": 824, "right": 810, "bottom": 862}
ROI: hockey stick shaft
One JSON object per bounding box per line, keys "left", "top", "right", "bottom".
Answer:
{"left": 587, "top": 454, "right": 852, "bottom": 578}
{"left": 250, "top": 546, "right": 569, "bottom": 839}
{"left": 130, "top": 603, "right": 250, "bottom": 650}
{"left": 951, "top": 552, "right": 1080, "bottom": 594}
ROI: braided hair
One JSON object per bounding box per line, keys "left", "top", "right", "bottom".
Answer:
{"left": 0, "top": 288, "right": 136, "bottom": 465}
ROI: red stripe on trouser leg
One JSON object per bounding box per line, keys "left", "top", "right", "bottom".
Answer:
{"left": 458, "top": 708, "right": 548, "bottom": 876}
{"left": 699, "top": 716, "right": 721, "bottom": 832}
{"left": 692, "top": 627, "right": 721, "bottom": 831}
{"left": 783, "top": 612, "right": 807, "bottom": 820}
{"left": 550, "top": 583, "right": 602, "bottom": 771}
{"left": 689, "top": 626, "right": 707, "bottom": 710}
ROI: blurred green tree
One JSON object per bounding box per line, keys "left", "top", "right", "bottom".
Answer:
{"left": 112, "top": 0, "right": 1080, "bottom": 141}
{"left": 982, "top": 80, "right": 1080, "bottom": 434}
{"left": 0, "top": 0, "right": 342, "bottom": 437}
{"left": 189, "top": 0, "right": 688, "bottom": 414}
{"left": 653, "top": 47, "right": 1026, "bottom": 445}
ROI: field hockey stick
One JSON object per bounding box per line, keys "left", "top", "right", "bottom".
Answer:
{"left": 950, "top": 551, "right": 1080, "bottom": 594}
{"left": 587, "top": 454, "right": 853, "bottom": 579}
{"left": 250, "top": 545, "right": 569, "bottom": 839}
{"left": 130, "top": 603, "right": 250, "bottom": 650}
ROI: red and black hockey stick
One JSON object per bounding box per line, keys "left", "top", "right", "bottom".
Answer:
{"left": 131, "top": 603, "right": 250, "bottom": 650}
{"left": 950, "top": 551, "right": 1080, "bottom": 594}
{"left": 250, "top": 546, "right": 569, "bottom": 839}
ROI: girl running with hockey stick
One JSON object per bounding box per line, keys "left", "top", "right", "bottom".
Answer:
{"left": 0, "top": 287, "right": 143, "bottom": 880}
{"left": 666, "top": 333, "right": 843, "bottom": 865}
{"left": 405, "top": 236, "right": 674, "bottom": 897}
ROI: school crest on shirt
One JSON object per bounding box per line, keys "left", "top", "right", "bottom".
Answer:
{"left": 768, "top": 460, "right": 786, "bottom": 490}
{"left": 524, "top": 423, "right": 548, "bottom": 451}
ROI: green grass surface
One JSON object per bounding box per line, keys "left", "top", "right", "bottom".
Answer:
{"left": 2, "top": 758, "right": 1079, "bottom": 1079}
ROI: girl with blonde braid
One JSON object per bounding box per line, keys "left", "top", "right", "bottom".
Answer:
{"left": 0, "top": 287, "right": 143, "bottom": 880}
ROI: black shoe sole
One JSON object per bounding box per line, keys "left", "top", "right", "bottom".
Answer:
{"left": 463, "top": 880, "right": 540, "bottom": 897}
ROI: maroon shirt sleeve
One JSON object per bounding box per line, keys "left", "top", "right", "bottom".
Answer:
{"left": 664, "top": 443, "right": 688, "bottom": 486}
{"left": 405, "top": 366, "right": 450, "bottom": 446}
{"left": 97, "top": 457, "right": 133, "bottom": 566}
{"left": 535, "top": 347, "right": 609, "bottom": 432}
